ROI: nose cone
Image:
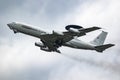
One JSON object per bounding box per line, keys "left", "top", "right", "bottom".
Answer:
{"left": 7, "top": 23, "right": 12, "bottom": 29}
{"left": 7, "top": 23, "right": 10, "bottom": 27}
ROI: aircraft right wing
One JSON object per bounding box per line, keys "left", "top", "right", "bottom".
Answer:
{"left": 63, "top": 26, "right": 101, "bottom": 37}
{"left": 79, "top": 26, "right": 101, "bottom": 33}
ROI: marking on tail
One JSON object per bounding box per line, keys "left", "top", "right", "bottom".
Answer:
{"left": 90, "top": 31, "right": 108, "bottom": 46}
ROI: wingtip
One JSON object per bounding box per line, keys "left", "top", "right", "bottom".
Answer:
{"left": 110, "top": 44, "right": 115, "bottom": 47}
{"left": 94, "top": 26, "right": 102, "bottom": 29}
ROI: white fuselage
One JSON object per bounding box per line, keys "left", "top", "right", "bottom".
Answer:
{"left": 64, "top": 38, "right": 95, "bottom": 50}
{"left": 7, "top": 22, "right": 96, "bottom": 51}
{"left": 8, "top": 22, "right": 47, "bottom": 38}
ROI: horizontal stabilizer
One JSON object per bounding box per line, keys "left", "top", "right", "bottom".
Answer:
{"left": 95, "top": 44, "right": 115, "bottom": 52}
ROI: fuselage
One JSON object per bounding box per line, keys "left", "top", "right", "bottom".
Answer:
{"left": 7, "top": 22, "right": 96, "bottom": 51}
{"left": 7, "top": 22, "right": 47, "bottom": 38}
{"left": 64, "top": 38, "right": 95, "bottom": 50}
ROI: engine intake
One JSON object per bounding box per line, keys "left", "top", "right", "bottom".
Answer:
{"left": 35, "top": 42, "right": 51, "bottom": 52}
{"left": 35, "top": 42, "right": 45, "bottom": 47}
{"left": 40, "top": 47, "right": 51, "bottom": 52}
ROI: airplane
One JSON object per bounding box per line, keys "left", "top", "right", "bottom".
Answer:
{"left": 7, "top": 22, "right": 114, "bottom": 53}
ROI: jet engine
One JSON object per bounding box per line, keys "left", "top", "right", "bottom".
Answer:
{"left": 35, "top": 42, "right": 51, "bottom": 52}
{"left": 65, "top": 25, "right": 83, "bottom": 33}
{"left": 53, "top": 30, "right": 64, "bottom": 35}
{"left": 35, "top": 42, "right": 45, "bottom": 47}
{"left": 40, "top": 47, "right": 51, "bottom": 52}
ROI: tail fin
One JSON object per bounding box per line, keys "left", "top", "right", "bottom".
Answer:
{"left": 95, "top": 44, "right": 115, "bottom": 52}
{"left": 90, "top": 31, "right": 107, "bottom": 46}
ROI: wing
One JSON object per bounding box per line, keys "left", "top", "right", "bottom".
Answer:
{"left": 39, "top": 32, "right": 75, "bottom": 53}
{"left": 39, "top": 26, "right": 101, "bottom": 53}
{"left": 63, "top": 26, "right": 101, "bottom": 37}
{"left": 79, "top": 26, "right": 101, "bottom": 33}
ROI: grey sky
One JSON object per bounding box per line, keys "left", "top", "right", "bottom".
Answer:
{"left": 0, "top": 0, "right": 120, "bottom": 80}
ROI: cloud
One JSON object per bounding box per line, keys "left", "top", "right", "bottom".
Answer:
{"left": 0, "top": 0, "right": 25, "bottom": 14}
{"left": 44, "top": 0, "right": 83, "bottom": 19}
{"left": 49, "top": 62, "right": 120, "bottom": 80}
{"left": 0, "top": 0, "right": 120, "bottom": 80}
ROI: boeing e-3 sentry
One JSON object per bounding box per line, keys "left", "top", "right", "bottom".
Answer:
{"left": 7, "top": 22, "right": 114, "bottom": 53}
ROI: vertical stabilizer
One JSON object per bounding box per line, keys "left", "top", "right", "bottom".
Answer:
{"left": 90, "top": 31, "right": 108, "bottom": 46}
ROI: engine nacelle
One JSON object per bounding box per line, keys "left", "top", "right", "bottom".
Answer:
{"left": 53, "top": 30, "right": 64, "bottom": 35}
{"left": 35, "top": 42, "right": 51, "bottom": 52}
{"left": 40, "top": 47, "right": 51, "bottom": 52}
{"left": 35, "top": 42, "right": 45, "bottom": 47}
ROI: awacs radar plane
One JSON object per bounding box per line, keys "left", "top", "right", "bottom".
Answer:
{"left": 7, "top": 22, "right": 114, "bottom": 53}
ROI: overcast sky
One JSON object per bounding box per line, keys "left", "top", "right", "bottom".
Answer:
{"left": 0, "top": 0, "right": 120, "bottom": 80}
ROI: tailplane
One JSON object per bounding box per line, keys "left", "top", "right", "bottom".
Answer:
{"left": 90, "top": 31, "right": 115, "bottom": 52}
{"left": 90, "top": 31, "right": 107, "bottom": 46}
{"left": 95, "top": 44, "right": 115, "bottom": 52}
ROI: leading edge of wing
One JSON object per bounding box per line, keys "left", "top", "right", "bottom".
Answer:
{"left": 79, "top": 26, "right": 101, "bottom": 33}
